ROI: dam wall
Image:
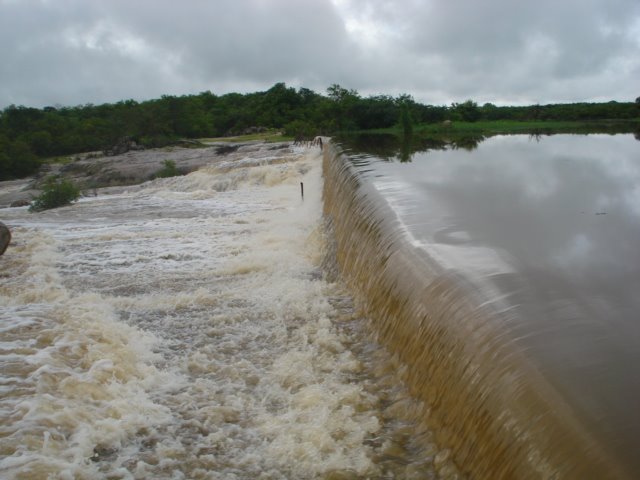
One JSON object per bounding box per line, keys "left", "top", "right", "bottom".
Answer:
{"left": 322, "top": 141, "right": 627, "bottom": 479}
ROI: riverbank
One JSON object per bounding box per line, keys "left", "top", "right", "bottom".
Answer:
{"left": 0, "top": 141, "right": 292, "bottom": 208}
{"left": 365, "top": 118, "right": 640, "bottom": 136}
{"left": 0, "top": 141, "right": 457, "bottom": 478}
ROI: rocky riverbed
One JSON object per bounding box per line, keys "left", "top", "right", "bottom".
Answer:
{"left": 0, "top": 141, "right": 291, "bottom": 208}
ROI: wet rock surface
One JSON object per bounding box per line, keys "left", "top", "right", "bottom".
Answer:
{"left": 0, "top": 141, "right": 291, "bottom": 208}
{"left": 9, "top": 199, "right": 31, "bottom": 208}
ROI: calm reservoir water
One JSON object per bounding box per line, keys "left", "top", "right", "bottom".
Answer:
{"left": 335, "top": 133, "right": 640, "bottom": 477}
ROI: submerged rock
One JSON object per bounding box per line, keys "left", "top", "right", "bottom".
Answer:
{"left": 0, "top": 221, "right": 10, "bottom": 255}
{"left": 90, "top": 445, "right": 119, "bottom": 462}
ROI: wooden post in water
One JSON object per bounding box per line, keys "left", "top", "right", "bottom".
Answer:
{"left": 300, "top": 182, "right": 304, "bottom": 200}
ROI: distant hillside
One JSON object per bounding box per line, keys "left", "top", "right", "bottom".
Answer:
{"left": 1, "top": 82, "right": 639, "bottom": 180}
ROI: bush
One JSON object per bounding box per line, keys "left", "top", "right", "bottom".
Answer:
{"left": 155, "top": 160, "right": 180, "bottom": 178}
{"left": 29, "top": 176, "right": 81, "bottom": 212}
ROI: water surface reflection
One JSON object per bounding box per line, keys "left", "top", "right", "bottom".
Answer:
{"left": 339, "top": 133, "right": 640, "bottom": 472}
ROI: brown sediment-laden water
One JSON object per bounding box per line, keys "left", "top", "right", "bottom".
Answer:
{"left": 0, "top": 143, "right": 456, "bottom": 479}
{"left": 324, "top": 133, "right": 640, "bottom": 479}
{"left": 2, "top": 134, "right": 638, "bottom": 479}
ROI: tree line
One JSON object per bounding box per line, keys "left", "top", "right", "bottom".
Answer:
{"left": 1, "top": 82, "right": 638, "bottom": 180}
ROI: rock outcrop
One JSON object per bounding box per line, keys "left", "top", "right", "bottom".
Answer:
{"left": 104, "top": 137, "right": 144, "bottom": 156}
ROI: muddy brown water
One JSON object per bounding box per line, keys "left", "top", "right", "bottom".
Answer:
{"left": 2, "top": 134, "right": 638, "bottom": 479}
{"left": 1, "top": 143, "right": 459, "bottom": 479}
{"left": 326, "top": 133, "right": 640, "bottom": 478}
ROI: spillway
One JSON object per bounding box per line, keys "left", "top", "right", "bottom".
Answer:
{"left": 323, "top": 134, "right": 640, "bottom": 479}
{"left": 2, "top": 134, "right": 638, "bottom": 479}
{"left": 1, "top": 143, "right": 458, "bottom": 479}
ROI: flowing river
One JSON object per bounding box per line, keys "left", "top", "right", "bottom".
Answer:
{"left": 2, "top": 134, "right": 639, "bottom": 479}
{"left": 0, "top": 143, "right": 455, "bottom": 480}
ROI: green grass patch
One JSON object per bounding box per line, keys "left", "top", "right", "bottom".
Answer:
{"left": 154, "top": 160, "right": 181, "bottom": 179}
{"left": 43, "top": 155, "right": 74, "bottom": 165}
{"left": 200, "top": 130, "right": 293, "bottom": 143}
{"left": 336, "top": 118, "right": 640, "bottom": 161}
{"left": 363, "top": 119, "right": 640, "bottom": 137}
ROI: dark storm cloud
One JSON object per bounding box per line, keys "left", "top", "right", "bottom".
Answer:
{"left": 97, "top": 0, "right": 356, "bottom": 85}
{"left": 336, "top": 0, "right": 640, "bottom": 104}
{"left": 0, "top": 0, "right": 359, "bottom": 107}
{"left": 0, "top": 0, "right": 638, "bottom": 107}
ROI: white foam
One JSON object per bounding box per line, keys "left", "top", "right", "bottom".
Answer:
{"left": 1, "top": 145, "right": 415, "bottom": 478}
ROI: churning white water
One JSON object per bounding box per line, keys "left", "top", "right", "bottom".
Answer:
{"left": 0, "top": 144, "right": 449, "bottom": 480}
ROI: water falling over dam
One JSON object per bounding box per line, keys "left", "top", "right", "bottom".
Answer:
{"left": 1, "top": 143, "right": 459, "bottom": 479}
{"left": 323, "top": 134, "right": 640, "bottom": 479}
{"left": 1, "top": 136, "right": 638, "bottom": 479}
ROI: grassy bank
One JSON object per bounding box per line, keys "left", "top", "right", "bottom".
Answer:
{"left": 365, "top": 118, "right": 640, "bottom": 137}
{"left": 200, "top": 130, "right": 293, "bottom": 143}
{"left": 334, "top": 119, "right": 640, "bottom": 160}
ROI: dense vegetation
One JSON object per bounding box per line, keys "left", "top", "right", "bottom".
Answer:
{"left": 1, "top": 82, "right": 638, "bottom": 180}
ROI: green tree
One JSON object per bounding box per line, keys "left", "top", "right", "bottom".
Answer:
{"left": 326, "top": 84, "right": 358, "bottom": 102}
{"left": 400, "top": 106, "right": 413, "bottom": 135}
{"left": 452, "top": 100, "right": 481, "bottom": 122}
{"left": 326, "top": 84, "right": 359, "bottom": 131}
{"left": 350, "top": 95, "right": 397, "bottom": 130}
{"left": 283, "top": 119, "right": 316, "bottom": 138}
{"left": 25, "top": 130, "right": 53, "bottom": 156}
{"left": 0, "top": 138, "right": 11, "bottom": 178}
{"left": 0, "top": 138, "right": 40, "bottom": 180}
{"left": 396, "top": 95, "right": 414, "bottom": 136}
{"left": 414, "top": 104, "right": 447, "bottom": 123}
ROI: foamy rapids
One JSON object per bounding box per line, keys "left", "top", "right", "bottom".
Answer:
{"left": 0, "top": 144, "right": 453, "bottom": 480}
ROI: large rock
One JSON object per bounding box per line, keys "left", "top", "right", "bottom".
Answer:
{"left": 10, "top": 199, "right": 30, "bottom": 208}
{"left": 0, "top": 221, "right": 10, "bottom": 256}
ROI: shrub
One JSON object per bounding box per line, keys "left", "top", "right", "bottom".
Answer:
{"left": 155, "top": 160, "right": 180, "bottom": 178}
{"left": 29, "top": 176, "right": 81, "bottom": 212}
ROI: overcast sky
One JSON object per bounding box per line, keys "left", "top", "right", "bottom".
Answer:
{"left": 1, "top": 0, "right": 639, "bottom": 108}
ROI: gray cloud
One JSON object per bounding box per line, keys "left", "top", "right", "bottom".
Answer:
{"left": 0, "top": 0, "right": 638, "bottom": 107}
{"left": 337, "top": 0, "right": 640, "bottom": 103}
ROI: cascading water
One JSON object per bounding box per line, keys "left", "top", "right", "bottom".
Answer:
{"left": 3, "top": 134, "right": 637, "bottom": 479}
{"left": 324, "top": 139, "right": 635, "bottom": 479}
{"left": 1, "top": 143, "right": 460, "bottom": 479}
